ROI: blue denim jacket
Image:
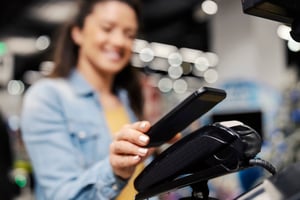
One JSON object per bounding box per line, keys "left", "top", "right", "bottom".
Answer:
{"left": 21, "top": 70, "right": 138, "bottom": 200}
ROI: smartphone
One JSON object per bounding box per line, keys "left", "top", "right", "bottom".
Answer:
{"left": 146, "top": 87, "right": 226, "bottom": 147}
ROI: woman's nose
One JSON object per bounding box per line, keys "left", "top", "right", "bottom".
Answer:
{"left": 110, "top": 30, "right": 127, "bottom": 47}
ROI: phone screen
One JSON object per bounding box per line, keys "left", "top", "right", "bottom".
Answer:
{"left": 146, "top": 87, "right": 226, "bottom": 147}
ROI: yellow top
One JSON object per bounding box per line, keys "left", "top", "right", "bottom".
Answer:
{"left": 104, "top": 105, "right": 143, "bottom": 199}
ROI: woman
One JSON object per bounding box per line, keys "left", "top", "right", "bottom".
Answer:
{"left": 21, "top": 0, "right": 155, "bottom": 199}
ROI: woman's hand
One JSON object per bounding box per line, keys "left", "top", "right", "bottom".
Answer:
{"left": 109, "top": 121, "right": 153, "bottom": 179}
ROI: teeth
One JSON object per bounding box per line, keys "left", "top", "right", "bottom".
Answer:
{"left": 105, "top": 51, "right": 121, "bottom": 60}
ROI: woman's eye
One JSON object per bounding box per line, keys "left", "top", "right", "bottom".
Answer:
{"left": 101, "top": 26, "right": 112, "bottom": 32}
{"left": 126, "top": 32, "right": 136, "bottom": 39}
{"left": 127, "top": 34, "right": 135, "bottom": 39}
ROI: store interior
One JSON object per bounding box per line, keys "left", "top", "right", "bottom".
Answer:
{"left": 1, "top": 0, "right": 300, "bottom": 199}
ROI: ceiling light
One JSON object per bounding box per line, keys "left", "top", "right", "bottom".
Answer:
{"left": 288, "top": 39, "right": 300, "bottom": 52}
{"left": 150, "top": 42, "right": 178, "bottom": 58}
{"left": 139, "top": 48, "right": 154, "bottom": 62}
{"left": 179, "top": 48, "right": 203, "bottom": 63}
{"left": 27, "top": 1, "right": 77, "bottom": 24}
{"left": 36, "top": 35, "right": 50, "bottom": 51}
{"left": 133, "top": 39, "right": 149, "bottom": 53}
{"left": 205, "top": 52, "right": 219, "bottom": 67}
{"left": 201, "top": 0, "right": 218, "bottom": 15}
{"left": 7, "top": 80, "right": 25, "bottom": 95}
{"left": 277, "top": 24, "right": 291, "bottom": 41}
{"left": 168, "top": 52, "right": 183, "bottom": 66}
{"left": 204, "top": 69, "right": 218, "bottom": 83}
{"left": 4, "top": 37, "right": 37, "bottom": 55}
{"left": 158, "top": 77, "right": 173, "bottom": 93}
{"left": 173, "top": 79, "right": 188, "bottom": 94}
{"left": 168, "top": 66, "right": 183, "bottom": 79}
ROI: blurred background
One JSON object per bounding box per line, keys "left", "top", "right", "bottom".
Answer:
{"left": 1, "top": 0, "right": 300, "bottom": 199}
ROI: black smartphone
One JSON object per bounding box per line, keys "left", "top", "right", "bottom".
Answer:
{"left": 146, "top": 87, "right": 226, "bottom": 147}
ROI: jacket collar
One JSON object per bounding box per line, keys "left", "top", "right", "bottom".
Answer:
{"left": 67, "top": 69, "right": 128, "bottom": 101}
{"left": 68, "top": 69, "right": 95, "bottom": 96}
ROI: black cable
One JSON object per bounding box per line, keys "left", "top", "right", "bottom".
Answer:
{"left": 248, "top": 158, "right": 277, "bottom": 176}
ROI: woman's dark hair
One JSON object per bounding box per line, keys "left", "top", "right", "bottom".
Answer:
{"left": 50, "top": 0, "right": 144, "bottom": 119}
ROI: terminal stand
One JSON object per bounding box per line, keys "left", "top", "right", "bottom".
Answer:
{"left": 134, "top": 121, "right": 276, "bottom": 200}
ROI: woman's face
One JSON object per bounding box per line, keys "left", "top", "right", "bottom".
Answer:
{"left": 73, "top": 1, "right": 138, "bottom": 76}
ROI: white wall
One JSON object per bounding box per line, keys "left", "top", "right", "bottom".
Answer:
{"left": 211, "top": 0, "right": 288, "bottom": 90}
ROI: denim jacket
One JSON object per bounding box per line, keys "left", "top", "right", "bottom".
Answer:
{"left": 21, "top": 70, "right": 138, "bottom": 200}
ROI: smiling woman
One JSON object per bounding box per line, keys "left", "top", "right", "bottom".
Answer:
{"left": 20, "top": 0, "right": 157, "bottom": 200}
{"left": 71, "top": 1, "right": 138, "bottom": 85}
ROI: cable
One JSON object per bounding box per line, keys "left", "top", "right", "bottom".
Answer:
{"left": 248, "top": 158, "right": 277, "bottom": 176}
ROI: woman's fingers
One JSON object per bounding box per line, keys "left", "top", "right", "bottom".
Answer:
{"left": 110, "top": 140, "right": 149, "bottom": 157}
{"left": 109, "top": 121, "right": 154, "bottom": 179}
{"left": 110, "top": 148, "right": 141, "bottom": 168}
{"left": 115, "top": 121, "right": 151, "bottom": 146}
